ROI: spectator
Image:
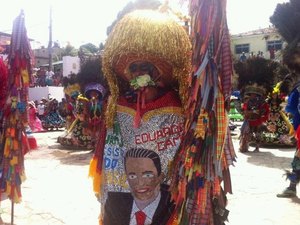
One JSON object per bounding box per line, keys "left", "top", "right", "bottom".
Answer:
{"left": 45, "top": 68, "right": 54, "bottom": 86}
{"left": 239, "top": 52, "right": 247, "bottom": 62}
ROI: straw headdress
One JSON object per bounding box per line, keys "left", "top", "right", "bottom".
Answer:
{"left": 103, "top": 9, "right": 192, "bottom": 127}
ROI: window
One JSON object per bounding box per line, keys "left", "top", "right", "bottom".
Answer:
{"left": 235, "top": 44, "right": 249, "bottom": 54}
{"left": 267, "top": 40, "right": 282, "bottom": 51}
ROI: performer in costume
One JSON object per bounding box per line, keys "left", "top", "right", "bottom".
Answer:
{"left": 88, "top": 8, "right": 191, "bottom": 225}
{"left": 234, "top": 57, "right": 276, "bottom": 152}
{"left": 78, "top": 57, "right": 108, "bottom": 143}
{"left": 260, "top": 82, "right": 295, "bottom": 146}
{"left": 42, "top": 98, "right": 65, "bottom": 130}
{"left": 57, "top": 94, "right": 93, "bottom": 148}
{"left": 269, "top": 0, "right": 300, "bottom": 198}
{"left": 60, "top": 75, "right": 80, "bottom": 130}
{"left": 58, "top": 58, "right": 107, "bottom": 149}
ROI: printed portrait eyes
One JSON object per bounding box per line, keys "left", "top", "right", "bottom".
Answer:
{"left": 128, "top": 174, "right": 137, "bottom": 180}
{"left": 142, "top": 173, "right": 155, "bottom": 178}
{"left": 127, "top": 173, "right": 155, "bottom": 179}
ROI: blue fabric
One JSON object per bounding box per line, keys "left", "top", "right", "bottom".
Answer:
{"left": 285, "top": 87, "right": 300, "bottom": 130}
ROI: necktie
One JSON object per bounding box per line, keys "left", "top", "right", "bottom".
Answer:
{"left": 135, "top": 210, "right": 146, "bottom": 225}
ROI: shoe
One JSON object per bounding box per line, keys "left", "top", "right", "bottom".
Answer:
{"left": 276, "top": 188, "right": 297, "bottom": 198}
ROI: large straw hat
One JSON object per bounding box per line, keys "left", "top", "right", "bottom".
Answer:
{"left": 103, "top": 9, "right": 192, "bottom": 127}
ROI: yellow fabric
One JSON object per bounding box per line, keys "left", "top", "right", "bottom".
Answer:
{"left": 280, "top": 111, "right": 295, "bottom": 136}
{"left": 89, "top": 157, "right": 101, "bottom": 195}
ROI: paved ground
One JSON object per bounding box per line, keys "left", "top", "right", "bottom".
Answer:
{"left": 0, "top": 125, "right": 299, "bottom": 225}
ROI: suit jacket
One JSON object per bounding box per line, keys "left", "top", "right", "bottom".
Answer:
{"left": 103, "top": 184, "right": 174, "bottom": 225}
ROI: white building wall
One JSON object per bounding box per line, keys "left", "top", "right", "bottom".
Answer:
{"left": 230, "top": 29, "right": 284, "bottom": 61}
{"left": 29, "top": 86, "right": 64, "bottom": 102}
{"left": 62, "top": 56, "right": 80, "bottom": 77}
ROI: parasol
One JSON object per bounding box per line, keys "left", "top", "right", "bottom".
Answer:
{"left": 0, "top": 10, "right": 33, "bottom": 225}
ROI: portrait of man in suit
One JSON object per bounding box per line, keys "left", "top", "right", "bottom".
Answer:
{"left": 103, "top": 148, "right": 174, "bottom": 225}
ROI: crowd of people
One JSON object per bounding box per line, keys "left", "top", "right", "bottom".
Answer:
{"left": 31, "top": 67, "right": 63, "bottom": 87}
{"left": 27, "top": 97, "right": 65, "bottom": 133}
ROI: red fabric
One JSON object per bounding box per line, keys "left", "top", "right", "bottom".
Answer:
{"left": 135, "top": 211, "right": 146, "bottom": 225}
{"left": 242, "top": 102, "right": 270, "bottom": 127}
{"left": 95, "top": 115, "right": 107, "bottom": 173}
{"left": 118, "top": 90, "right": 182, "bottom": 117}
{"left": 28, "top": 137, "right": 38, "bottom": 150}
{"left": 0, "top": 58, "right": 8, "bottom": 108}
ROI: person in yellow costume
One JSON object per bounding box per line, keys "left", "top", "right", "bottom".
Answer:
{"left": 88, "top": 9, "right": 191, "bottom": 225}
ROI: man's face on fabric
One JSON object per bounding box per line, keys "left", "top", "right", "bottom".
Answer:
{"left": 125, "top": 157, "right": 162, "bottom": 202}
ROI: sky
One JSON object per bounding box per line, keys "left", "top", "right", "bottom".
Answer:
{"left": 0, "top": 0, "right": 289, "bottom": 49}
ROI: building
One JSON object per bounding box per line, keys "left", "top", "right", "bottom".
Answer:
{"left": 33, "top": 46, "right": 63, "bottom": 68}
{"left": 230, "top": 27, "right": 286, "bottom": 62}
{"left": 0, "top": 32, "right": 11, "bottom": 56}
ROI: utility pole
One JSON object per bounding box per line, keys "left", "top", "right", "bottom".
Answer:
{"left": 48, "top": 6, "right": 53, "bottom": 71}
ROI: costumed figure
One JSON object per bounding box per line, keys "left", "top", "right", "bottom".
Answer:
{"left": 90, "top": 0, "right": 236, "bottom": 224}
{"left": 60, "top": 74, "right": 80, "bottom": 130}
{"left": 78, "top": 57, "right": 108, "bottom": 144}
{"left": 260, "top": 82, "right": 295, "bottom": 146}
{"left": 57, "top": 58, "right": 107, "bottom": 149}
{"left": 88, "top": 6, "right": 191, "bottom": 225}
{"left": 1, "top": 10, "right": 34, "bottom": 208}
{"left": 269, "top": 0, "right": 300, "bottom": 198}
{"left": 27, "top": 101, "right": 45, "bottom": 133}
{"left": 57, "top": 94, "right": 93, "bottom": 148}
{"left": 42, "top": 98, "right": 65, "bottom": 130}
{"left": 234, "top": 57, "right": 276, "bottom": 152}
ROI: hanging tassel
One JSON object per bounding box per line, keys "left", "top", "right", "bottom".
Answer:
{"left": 141, "top": 88, "right": 146, "bottom": 109}
{"left": 134, "top": 91, "right": 141, "bottom": 128}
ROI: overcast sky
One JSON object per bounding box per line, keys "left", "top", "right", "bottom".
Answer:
{"left": 0, "top": 0, "right": 289, "bottom": 48}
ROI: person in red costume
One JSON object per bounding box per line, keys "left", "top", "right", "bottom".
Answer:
{"left": 234, "top": 57, "right": 277, "bottom": 153}
{"left": 240, "top": 89, "right": 270, "bottom": 152}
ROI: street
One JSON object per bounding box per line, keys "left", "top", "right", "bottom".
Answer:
{"left": 0, "top": 125, "right": 299, "bottom": 225}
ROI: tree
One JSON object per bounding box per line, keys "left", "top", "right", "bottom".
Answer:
{"left": 61, "top": 43, "right": 78, "bottom": 57}
{"left": 80, "top": 43, "right": 99, "bottom": 54}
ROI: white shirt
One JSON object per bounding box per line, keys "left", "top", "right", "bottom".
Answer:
{"left": 46, "top": 70, "right": 54, "bottom": 79}
{"left": 129, "top": 192, "right": 161, "bottom": 225}
{"left": 37, "top": 104, "right": 45, "bottom": 115}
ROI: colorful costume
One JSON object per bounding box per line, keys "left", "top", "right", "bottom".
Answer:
{"left": 58, "top": 58, "right": 107, "bottom": 149}
{"left": 61, "top": 75, "right": 80, "bottom": 130}
{"left": 235, "top": 57, "right": 277, "bottom": 152}
{"left": 77, "top": 58, "right": 108, "bottom": 143}
{"left": 42, "top": 98, "right": 65, "bottom": 130}
{"left": 57, "top": 95, "right": 93, "bottom": 148}
{"left": 260, "top": 83, "right": 295, "bottom": 146}
{"left": 90, "top": 1, "right": 235, "bottom": 224}
{"left": 89, "top": 9, "right": 191, "bottom": 224}
{"left": 239, "top": 87, "right": 270, "bottom": 152}
{"left": 270, "top": 0, "right": 300, "bottom": 198}
{"left": 0, "top": 11, "right": 33, "bottom": 204}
